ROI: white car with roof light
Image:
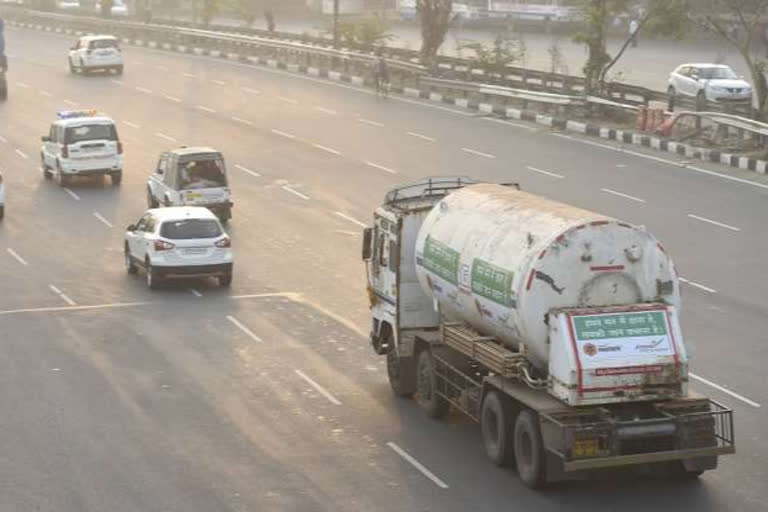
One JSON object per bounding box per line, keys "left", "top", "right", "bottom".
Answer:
{"left": 0, "top": 171, "right": 5, "bottom": 220}
{"left": 668, "top": 63, "right": 752, "bottom": 110}
{"left": 147, "top": 146, "right": 233, "bottom": 222}
{"left": 68, "top": 35, "right": 123, "bottom": 75}
{"left": 41, "top": 110, "right": 123, "bottom": 186}
{"left": 124, "top": 206, "right": 233, "bottom": 289}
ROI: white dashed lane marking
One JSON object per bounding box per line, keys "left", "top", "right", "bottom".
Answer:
{"left": 281, "top": 185, "right": 310, "bottom": 200}
{"left": 93, "top": 212, "right": 114, "bottom": 228}
{"left": 6, "top": 248, "right": 29, "bottom": 266}
{"left": 526, "top": 165, "right": 565, "bottom": 179}
{"left": 688, "top": 214, "right": 741, "bottom": 232}
{"left": 226, "top": 315, "right": 263, "bottom": 342}
{"left": 294, "top": 369, "right": 342, "bottom": 405}
{"left": 334, "top": 212, "right": 367, "bottom": 228}
{"left": 601, "top": 188, "right": 646, "bottom": 203}
{"left": 49, "top": 285, "right": 76, "bottom": 306}
{"left": 235, "top": 164, "right": 261, "bottom": 177}
{"left": 365, "top": 161, "right": 397, "bottom": 174}
{"left": 387, "top": 442, "right": 449, "bottom": 489}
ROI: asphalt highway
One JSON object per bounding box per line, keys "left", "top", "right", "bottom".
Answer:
{"left": 0, "top": 26, "right": 766, "bottom": 511}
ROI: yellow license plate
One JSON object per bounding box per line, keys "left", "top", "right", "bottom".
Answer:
{"left": 573, "top": 439, "right": 599, "bottom": 457}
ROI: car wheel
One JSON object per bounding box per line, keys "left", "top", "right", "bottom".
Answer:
{"left": 41, "top": 155, "right": 53, "bottom": 180}
{"left": 114, "top": 65, "right": 124, "bottom": 76}
{"left": 164, "top": 196, "right": 172, "bottom": 207}
{"left": 125, "top": 245, "right": 138, "bottom": 274}
{"left": 68, "top": 58, "right": 76, "bottom": 74}
{"left": 55, "top": 169, "right": 68, "bottom": 187}
{"left": 111, "top": 172, "right": 122, "bottom": 186}
{"left": 146, "top": 259, "right": 161, "bottom": 289}
{"left": 667, "top": 86, "right": 676, "bottom": 111}
{"left": 219, "top": 273, "right": 232, "bottom": 287}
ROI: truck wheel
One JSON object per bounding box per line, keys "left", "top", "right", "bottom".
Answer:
{"left": 696, "top": 91, "right": 707, "bottom": 111}
{"left": 111, "top": 172, "right": 122, "bottom": 186}
{"left": 386, "top": 349, "right": 415, "bottom": 398}
{"left": 219, "top": 273, "right": 232, "bottom": 287}
{"left": 147, "top": 189, "right": 158, "bottom": 208}
{"left": 667, "top": 86, "right": 676, "bottom": 111}
{"left": 416, "top": 349, "right": 449, "bottom": 419}
{"left": 124, "top": 245, "right": 137, "bottom": 274}
{"left": 514, "top": 409, "right": 546, "bottom": 489}
{"left": 481, "top": 390, "right": 514, "bottom": 466}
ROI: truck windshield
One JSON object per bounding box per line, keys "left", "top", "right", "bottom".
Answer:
{"left": 178, "top": 158, "right": 227, "bottom": 190}
{"left": 160, "top": 219, "right": 222, "bottom": 240}
{"left": 65, "top": 124, "right": 117, "bottom": 143}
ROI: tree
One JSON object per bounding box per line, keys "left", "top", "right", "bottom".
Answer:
{"left": 332, "top": 15, "right": 394, "bottom": 51}
{"left": 459, "top": 35, "right": 526, "bottom": 81}
{"left": 697, "top": 0, "right": 768, "bottom": 117}
{"left": 100, "top": 0, "right": 114, "bottom": 18}
{"left": 574, "top": 0, "right": 688, "bottom": 94}
{"left": 196, "top": 0, "right": 222, "bottom": 27}
{"left": 416, "top": 0, "right": 453, "bottom": 68}
{"left": 233, "top": 0, "right": 259, "bottom": 27}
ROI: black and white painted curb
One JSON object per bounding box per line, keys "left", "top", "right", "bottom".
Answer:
{"left": 9, "top": 20, "right": 767, "bottom": 176}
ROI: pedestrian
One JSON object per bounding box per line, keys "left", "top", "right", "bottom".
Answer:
{"left": 265, "top": 10, "right": 275, "bottom": 33}
{"left": 629, "top": 18, "right": 639, "bottom": 47}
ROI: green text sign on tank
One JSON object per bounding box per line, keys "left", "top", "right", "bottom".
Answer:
{"left": 573, "top": 311, "right": 668, "bottom": 341}
{"left": 472, "top": 259, "right": 514, "bottom": 306}
{"left": 423, "top": 236, "right": 459, "bottom": 284}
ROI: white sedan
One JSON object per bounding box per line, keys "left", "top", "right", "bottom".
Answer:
{"left": 668, "top": 63, "right": 752, "bottom": 110}
{"left": 124, "top": 206, "right": 233, "bottom": 289}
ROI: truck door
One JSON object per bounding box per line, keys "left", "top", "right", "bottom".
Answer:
{"left": 367, "top": 215, "right": 398, "bottom": 322}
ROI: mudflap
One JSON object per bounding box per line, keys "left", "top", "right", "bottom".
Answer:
{"left": 682, "top": 455, "right": 718, "bottom": 473}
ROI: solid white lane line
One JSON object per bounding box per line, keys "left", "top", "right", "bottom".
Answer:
{"left": 183, "top": 72, "right": 197, "bottom": 78}
{"left": 678, "top": 277, "right": 717, "bottom": 294}
{"left": 277, "top": 96, "right": 299, "bottom": 105}
{"left": 123, "top": 120, "right": 141, "bottom": 129}
{"left": 63, "top": 187, "right": 80, "bottom": 201}
{"left": 195, "top": 105, "right": 216, "bottom": 113}
{"left": 231, "top": 116, "right": 253, "bottom": 126}
{"left": 155, "top": 132, "right": 177, "bottom": 142}
{"left": 164, "top": 95, "right": 182, "bottom": 103}
{"left": 93, "top": 212, "right": 113, "bottom": 228}
{"left": 110, "top": 79, "right": 124, "bottom": 86}
{"left": 241, "top": 87, "right": 260, "bottom": 94}
{"left": 15, "top": 149, "right": 29, "bottom": 159}
{"left": 235, "top": 164, "right": 261, "bottom": 177}
{"left": 334, "top": 211, "right": 367, "bottom": 228}
{"left": 6, "top": 248, "right": 29, "bottom": 266}
{"left": 282, "top": 185, "right": 310, "bottom": 200}
{"left": 552, "top": 133, "right": 768, "bottom": 192}
{"left": 294, "top": 369, "right": 342, "bottom": 405}
{"left": 0, "top": 301, "right": 152, "bottom": 316}
{"left": 689, "top": 373, "right": 761, "bottom": 408}
{"left": 226, "top": 315, "right": 263, "bottom": 342}
{"left": 481, "top": 117, "right": 537, "bottom": 130}
{"left": 601, "top": 188, "right": 646, "bottom": 203}
{"left": 365, "top": 161, "right": 397, "bottom": 174}
{"left": 271, "top": 129, "right": 296, "bottom": 140}
{"left": 49, "top": 285, "right": 76, "bottom": 306}
{"left": 461, "top": 147, "right": 496, "bottom": 159}
{"left": 526, "top": 165, "right": 565, "bottom": 179}
{"left": 688, "top": 214, "right": 741, "bottom": 232}
{"left": 407, "top": 131, "right": 435, "bottom": 142}
{"left": 135, "top": 86, "right": 153, "bottom": 94}
{"left": 358, "top": 118, "right": 384, "bottom": 127}
{"left": 63, "top": 99, "right": 78, "bottom": 106}
{"left": 189, "top": 288, "right": 202, "bottom": 297}
{"left": 312, "top": 143, "right": 341, "bottom": 156}
{"left": 16, "top": 82, "right": 30, "bottom": 88}
{"left": 211, "top": 79, "right": 227, "bottom": 86}
{"left": 39, "top": 90, "right": 52, "bottom": 97}
{"left": 315, "top": 106, "right": 337, "bottom": 115}
{"left": 386, "top": 442, "right": 449, "bottom": 489}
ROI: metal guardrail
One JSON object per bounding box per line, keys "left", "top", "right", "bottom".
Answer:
{"left": 666, "top": 111, "right": 768, "bottom": 149}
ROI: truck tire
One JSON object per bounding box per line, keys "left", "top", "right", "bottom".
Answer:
{"left": 386, "top": 349, "right": 415, "bottom": 398}
{"left": 111, "top": 172, "right": 122, "bottom": 186}
{"left": 514, "top": 409, "right": 546, "bottom": 489}
{"left": 481, "top": 390, "right": 514, "bottom": 467}
{"left": 147, "top": 189, "right": 159, "bottom": 208}
{"left": 416, "top": 349, "right": 449, "bottom": 419}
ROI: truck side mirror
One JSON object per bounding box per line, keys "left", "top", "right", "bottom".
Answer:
{"left": 362, "top": 227, "right": 373, "bottom": 261}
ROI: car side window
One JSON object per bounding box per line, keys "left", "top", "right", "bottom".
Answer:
{"left": 156, "top": 154, "right": 168, "bottom": 176}
{"left": 144, "top": 216, "right": 156, "bottom": 233}
{"left": 135, "top": 214, "right": 150, "bottom": 232}
{"left": 56, "top": 126, "right": 65, "bottom": 144}
{"left": 49, "top": 125, "right": 57, "bottom": 142}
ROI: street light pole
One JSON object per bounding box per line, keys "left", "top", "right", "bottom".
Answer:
{"left": 333, "top": 0, "right": 340, "bottom": 49}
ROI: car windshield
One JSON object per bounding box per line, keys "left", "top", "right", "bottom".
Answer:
{"left": 178, "top": 158, "right": 227, "bottom": 190}
{"left": 65, "top": 123, "right": 117, "bottom": 143}
{"left": 698, "top": 67, "right": 737, "bottom": 80}
{"left": 90, "top": 39, "right": 118, "bottom": 50}
{"left": 160, "top": 219, "right": 222, "bottom": 239}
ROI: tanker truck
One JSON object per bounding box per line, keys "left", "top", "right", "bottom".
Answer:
{"left": 362, "top": 177, "right": 734, "bottom": 488}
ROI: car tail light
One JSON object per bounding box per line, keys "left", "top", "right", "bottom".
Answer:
{"left": 154, "top": 240, "right": 175, "bottom": 251}
{"left": 215, "top": 237, "right": 231, "bottom": 248}
{"left": 62, "top": 145, "right": 69, "bottom": 158}
{"left": 117, "top": 141, "right": 123, "bottom": 154}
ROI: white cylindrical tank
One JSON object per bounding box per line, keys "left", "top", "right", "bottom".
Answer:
{"left": 414, "top": 184, "right": 680, "bottom": 371}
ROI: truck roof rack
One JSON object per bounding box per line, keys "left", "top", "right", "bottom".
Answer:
{"left": 384, "top": 176, "right": 479, "bottom": 206}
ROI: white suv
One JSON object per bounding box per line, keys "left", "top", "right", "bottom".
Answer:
{"left": 668, "top": 63, "right": 752, "bottom": 110}
{"left": 41, "top": 110, "right": 123, "bottom": 186}
{"left": 68, "top": 35, "right": 123, "bottom": 75}
{"left": 124, "top": 207, "right": 233, "bottom": 289}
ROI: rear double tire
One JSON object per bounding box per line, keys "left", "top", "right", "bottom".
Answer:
{"left": 514, "top": 409, "right": 547, "bottom": 489}
{"left": 386, "top": 347, "right": 415, "bottom": 398}
{"left": 481, "top": 390, "right": 515, "bottom": 467}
